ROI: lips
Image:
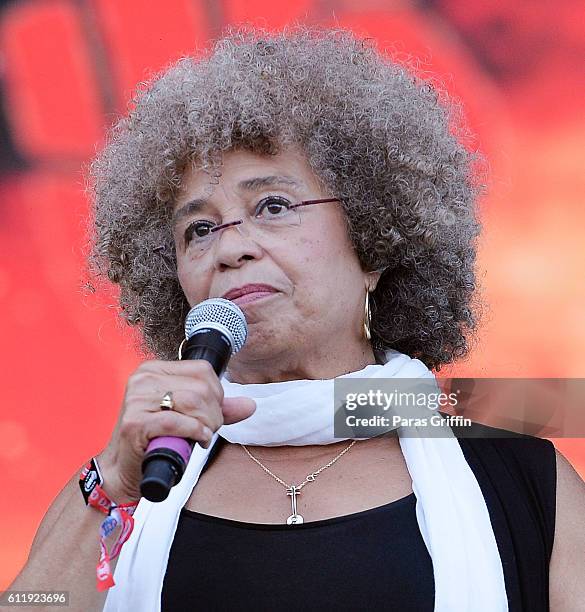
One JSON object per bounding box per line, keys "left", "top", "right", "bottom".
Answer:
{"left": 221, "top": 284, "right": 279, "bottom": 301}
{"left": 230, "top": 292, "right": 277, "bottom": 307}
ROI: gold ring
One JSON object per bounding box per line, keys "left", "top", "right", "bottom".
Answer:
{"left": 160, "top": 392, "right": 174, "bottom": 411}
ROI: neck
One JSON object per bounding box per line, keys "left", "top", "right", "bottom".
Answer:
{"left": 236, "top": 430, "right": 397, "bottom": 463}
{"left": 226, "top": 340, "right": 379, "bottom": 384}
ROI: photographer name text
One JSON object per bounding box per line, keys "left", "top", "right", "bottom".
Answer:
{"left": 345, "top": 414, "right": 471, "bottom": 428}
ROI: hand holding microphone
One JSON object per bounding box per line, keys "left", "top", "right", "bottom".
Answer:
{"left": 96, "top": 298, "right": 255, "bottom": 504}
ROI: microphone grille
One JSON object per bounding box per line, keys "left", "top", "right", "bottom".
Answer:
{"left": 184, "top": 298, "right": 248, "bottom": 354}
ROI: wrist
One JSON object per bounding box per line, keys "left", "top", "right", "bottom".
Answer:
{"left": 78, "top": 456, "right": 139, "bottom": 592}
{"left": 91, "top": 453, "right": 141, "bottom": 505}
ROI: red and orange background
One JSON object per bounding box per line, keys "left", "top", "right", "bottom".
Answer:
{"left": 1, "top": 0, "right": 584, "bottom": 588}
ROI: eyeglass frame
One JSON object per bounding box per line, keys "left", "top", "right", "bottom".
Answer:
{"left": 181, "top": 196, "right": 342, "bottom": 255}
{"left": 207, "top": 197, "right": 341, "bottom": 235}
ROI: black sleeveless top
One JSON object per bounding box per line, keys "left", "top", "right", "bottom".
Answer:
{"left": 161, "top": 421, "right": 556, "bottom": 611}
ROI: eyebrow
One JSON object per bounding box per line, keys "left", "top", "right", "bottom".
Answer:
{"left": 172, "top": 175, "right": 303, "bottom": 226}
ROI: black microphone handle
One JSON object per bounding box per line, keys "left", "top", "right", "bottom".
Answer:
{"left": 180, "top": 328, "right": 232, "bottom": 378}
{"left": 140, "top": 329, "right": 232, "bottom": 502}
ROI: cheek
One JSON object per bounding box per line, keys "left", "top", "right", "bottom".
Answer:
{"left": 291, "top": 235, "right": 350, "bottom": 300}
{"left": 292, "top": 230, "right": 363, "bottom": 315}
{"left": 298, "top": 225, "right": 356, "bottom": 277}
{"left": 176, "top": 258, "right": 207, "bottom": 306}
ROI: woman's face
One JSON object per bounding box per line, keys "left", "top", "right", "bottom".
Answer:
{"left": 172, "top": 148, "right": 378, "bottom": 371}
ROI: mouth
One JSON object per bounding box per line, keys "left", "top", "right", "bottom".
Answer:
{"left": 221, "top": 284, "right": 279, "bottom": 303}
{"left": 230, "top": 291, "right": 279, "bottom": 307}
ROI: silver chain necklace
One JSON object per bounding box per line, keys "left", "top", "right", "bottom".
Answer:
{"left": 239, "top": 440, "right": 358, "bottom": 525}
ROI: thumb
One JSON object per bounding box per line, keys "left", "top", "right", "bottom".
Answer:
{"left": 221, "top": 396, "right": 257, "bottom": 425}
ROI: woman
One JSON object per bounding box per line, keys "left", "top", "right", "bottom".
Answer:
{"left": 11, "top": 28, "right": 584, "bottom": 611}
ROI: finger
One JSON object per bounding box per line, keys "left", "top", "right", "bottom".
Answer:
{"left": 143, "top": 410, "right": 214, "bottom": 449}
{"left": 221, "top": 397, "right": 257, "bottom": 425}
{"left": 126, "top": 389, "right": 221, "bottom": 431}
{"left": 129, "top": 374, "right": 224, "bottom": 411}
{"left": 165, "top": 368, "right": 224, "bottom": 402}
{"left": 162, "top": 388, "right": 223, "bottom": 431}
{"left": 140, "top": 359, "right": 219, "bottom": 383}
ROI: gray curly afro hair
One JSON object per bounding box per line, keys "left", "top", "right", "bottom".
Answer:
{"left": 87, "top": 26, "right": 484, "bottom": 371}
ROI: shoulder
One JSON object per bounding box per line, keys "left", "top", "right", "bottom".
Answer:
{"left": 449, "top": 417, "right": 557, "bottom": 479}
{"left": 449, "top": 417, "right": 558, "bottom": 551}
{"left": 549, "top": 447, "right": 585, "bottom": 610}
{"left": 440, "top": 416, "right": 585, "bottom": 609}
{"left": 553, "top": 447, "right": 585, "bottom": 515}
{"left": 450, "top": 418, "right": 585, "bottom": 609}
{"left": 451, "top": 418, "right": 557, "bottom": 507}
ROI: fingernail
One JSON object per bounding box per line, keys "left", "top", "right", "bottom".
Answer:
{"left": 203, "top": 426, "right": 213, "bottom": 438}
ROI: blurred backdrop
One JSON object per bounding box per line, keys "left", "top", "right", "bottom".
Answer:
{"left": 1, "top": 0, "right": 584, "bottom": 588}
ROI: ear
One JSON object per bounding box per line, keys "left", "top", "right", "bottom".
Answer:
{"left": 365, "top": 269, "right": 382, "bottom": 292}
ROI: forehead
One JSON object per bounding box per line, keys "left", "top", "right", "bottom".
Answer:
{"left": 174, "top": 148, "right": 322, "bottom": 209}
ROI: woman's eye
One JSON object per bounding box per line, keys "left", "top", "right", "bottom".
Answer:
{"left": 185, "top": 221, "right": 214, "bottom": 244}
{"left": 256, "top": 196, "right": 292, "bottom": 218}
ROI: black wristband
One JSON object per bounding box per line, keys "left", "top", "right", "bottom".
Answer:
{"left": 79, "top": 457, "right": 104, "bottom": 505}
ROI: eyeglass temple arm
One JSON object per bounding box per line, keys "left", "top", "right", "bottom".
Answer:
{"left": 208, "top": 198, "right": 341, "bottom": 233}
{"left": 291, "top": 197, "right": 341, "bottom": 210}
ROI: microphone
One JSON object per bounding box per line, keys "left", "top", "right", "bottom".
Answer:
{"left": 140, "top": 298, "right": 248, "bottom": 502}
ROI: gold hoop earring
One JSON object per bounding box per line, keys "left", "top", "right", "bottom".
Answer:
{"left": 363, "top": 290, "right": 372, "bottom": 341}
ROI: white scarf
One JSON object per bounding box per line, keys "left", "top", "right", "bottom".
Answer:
{"left": 104, "top": 349, "right": 507, "bottom": 611}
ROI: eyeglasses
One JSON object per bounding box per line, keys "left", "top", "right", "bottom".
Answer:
{"left": 181, "top": 197, "right": 340, "bottom": 257}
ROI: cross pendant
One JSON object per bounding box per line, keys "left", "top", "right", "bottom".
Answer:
{"left": 286, "top": 485, "right": 304, "bottom": 525}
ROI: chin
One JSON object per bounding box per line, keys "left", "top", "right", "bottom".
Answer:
{"left": 237, "top": 328, "right": 288, "bottom": 360}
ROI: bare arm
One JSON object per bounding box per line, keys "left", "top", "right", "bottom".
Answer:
{"left": 7, "top": 359, "right": 255, "bottom": 612}
{"left": 549, "top": 448, "right": 585, "bottom": 611}
{"left": 7, "top": 460, "right": 119, "bottom": 612}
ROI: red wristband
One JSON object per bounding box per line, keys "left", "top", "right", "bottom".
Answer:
{"left": 79, "top": 459, "right": 139, "bottom": 591}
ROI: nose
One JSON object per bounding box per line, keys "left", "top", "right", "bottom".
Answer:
{"left": 212, "top": 219, "right": 264, "bottom": 270}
